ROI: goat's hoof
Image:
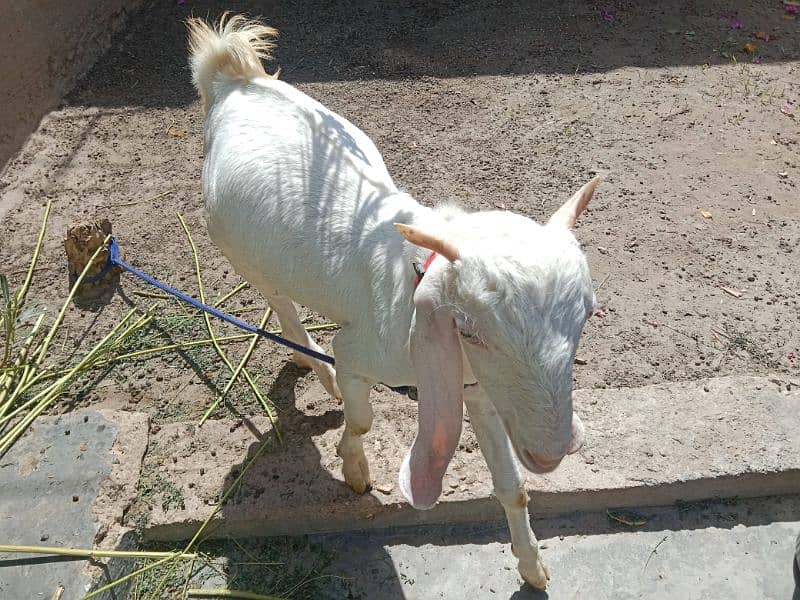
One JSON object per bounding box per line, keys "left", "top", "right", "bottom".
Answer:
{"left": 318, "top": 366, "right": 342, "bottom": 403}
{"left": 518, "top": 554, "right": 549, "bottom": 591}
{"left": 331, "top": 382, "right": 343, "bottom": 404}
{"left": 342, "top": 457, "right": 371, "bottom": 494}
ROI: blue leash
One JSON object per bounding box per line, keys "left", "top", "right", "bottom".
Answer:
{"left": 76, "top": 238, "right": 411, "bottom": 395}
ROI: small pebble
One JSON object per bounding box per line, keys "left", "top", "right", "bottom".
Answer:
{"left": 40, "top": 534, "right": 49, "bottom": 542}
{"left": 374, "top": 483, "right": 393, "bottom": 495}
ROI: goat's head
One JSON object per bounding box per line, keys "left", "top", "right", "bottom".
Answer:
{"left": 396, "top": 177, "right": 599, "bottom": 509}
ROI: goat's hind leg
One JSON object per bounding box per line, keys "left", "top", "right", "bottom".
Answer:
{"left": 463, "top": 385, "right": 549, "bottom": 590}
{"left": 266, "top": 294, "right": 341, "bottom": 401}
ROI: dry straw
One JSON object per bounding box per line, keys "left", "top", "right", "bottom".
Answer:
{"left": 0, "top": 205, "right": 347, "bottom": 597}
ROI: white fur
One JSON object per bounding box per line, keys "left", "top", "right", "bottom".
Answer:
{"left": 188, "top": 16, "right": 598, "bottom": 590}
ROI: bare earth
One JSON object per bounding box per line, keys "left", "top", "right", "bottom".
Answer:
{"left": 0, "top": 0, "right": 798, "bottom": 505}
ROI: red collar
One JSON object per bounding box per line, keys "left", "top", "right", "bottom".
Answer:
{"left": 414, "top": 252, "right": 438, "bottom": 288}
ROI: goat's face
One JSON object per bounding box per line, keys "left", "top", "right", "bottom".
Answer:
{"left": 451, "top": 220, "right": 593, "bottom": 472}
{"left": 396, "top": 177, "right": 599, "bottom": 509}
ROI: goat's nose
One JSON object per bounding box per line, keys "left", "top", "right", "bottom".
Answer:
{"left": 566, "top": 413, "right": 585, "bottom": 455}
{"left": 522, "top": 449, "right": 562, "bottom": 474}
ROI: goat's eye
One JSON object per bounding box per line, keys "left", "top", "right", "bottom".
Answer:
{"left": 455, "top": 315, "right": 482, "bottom": 345}
{"left": 459, "top": 330, "right": 483, "bottom": 345}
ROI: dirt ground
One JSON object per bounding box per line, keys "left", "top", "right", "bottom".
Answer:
{"left": 0, "top": 0, "right": 141, "bottom": 170}
{"left": 0, "top": 0, "right": 798, "bottom": 455}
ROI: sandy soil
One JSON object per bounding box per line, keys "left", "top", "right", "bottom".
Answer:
{"left": 0, "top": 0, "right": 798, "bottom": 444}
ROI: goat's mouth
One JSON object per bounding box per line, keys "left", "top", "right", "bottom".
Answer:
{"left": 506, "top": 432, "right": 565, "bottom": 474}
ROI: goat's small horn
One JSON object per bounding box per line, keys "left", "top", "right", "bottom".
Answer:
{"left": 394, "top": 223, "right": 459, "bottom": 262}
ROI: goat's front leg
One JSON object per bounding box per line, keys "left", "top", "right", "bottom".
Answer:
{"left": 463, "top": 385, "right": 549, "bottom": 590}
{"left": 335, "top": 372, "right": 373, "bottom": 493}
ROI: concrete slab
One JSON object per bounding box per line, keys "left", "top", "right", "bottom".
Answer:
{"left": 0, "top": 409, "right": 148, "bottom": 600}
{"left": 313, "top": 495, "right": 800, "bottom": 600}
{"left": 165, "top": 496, "right": 800, "bottom": 599}
{"left": 143, "top": 375, "right": 800, "bottom": 540}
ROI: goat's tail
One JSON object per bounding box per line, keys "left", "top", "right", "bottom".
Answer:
{"left": 186, "top": 13, "right": 278, "bottom": 112}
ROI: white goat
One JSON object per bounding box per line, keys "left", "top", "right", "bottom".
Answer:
{"left": 188, "top": 15, "right": 599, "bottom": 589}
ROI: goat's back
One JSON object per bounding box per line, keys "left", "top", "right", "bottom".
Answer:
{"left": 202, "top": 77, "right": 419, "bottom": 324}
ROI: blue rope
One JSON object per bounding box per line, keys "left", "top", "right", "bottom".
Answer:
{"left": 88, "top": 238, "right": 411, "bottom": 395}
{"left": 106, "top": 238, "right": 335, "bottom": 365}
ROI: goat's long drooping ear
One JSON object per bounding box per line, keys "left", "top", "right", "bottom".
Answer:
{"left": 548, "top": 176, "right": 601, "bottom": 228}
{"left": 399, "top": 279, "right": 464, "bottom": 509}
{"left": 394, "top": 223, "right": 459, "bottom": 262}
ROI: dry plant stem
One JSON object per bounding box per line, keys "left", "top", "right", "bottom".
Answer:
{"left": 198, "top": 308, "right": 274, "bottom": 426}
{"left": 0, "top": 327, "right": 111, "bottom": 426}
{"left": 187, "top": 589, "right": 284, "bottom": 600}
{"left": 0, "top": 303, "right": 157, "bottom": 423}
{"left": 214, "top": 281, "right": 249, "bottom": 307}
{"left": 0, "top": 300, "right": 161, "bottom": 450}
{"left": 0, "top": 309, "right": 139, "bottom": 455}
{"left": 132, "top": 290, "right": 173, "bottom": 300}
{"left": 1, "top": 276, "right": 13, "bottom": 368}
{"left": 0, "top": 241, "right": 117, "bottom": 454}
{"left": 33, "top": 237, "right": 111, "bottom": 370}
{"left": 15, "top": 201, "right": 52, "bottom": 309}
{"left": 190, "top": 436, "right": 271, "bottom": 551}
{"left": 132, "top": 280, "right": 247, "bottom": 312}
{"left": 104, "top": 304, "right": 159, "bottom": 354}
{"left": 118, "top": 189, "right": 174, "bottom": 207}
{"left": 0, "top": 322, "right": 339, "bottom": 382}
{"left": 83, "top": 555, "right": 177, "bottom": 600}
{"left": 176, "top": 214, "right": 276, "bottom": 430}
{"left": 181, "top": 555, "right": 199, "bottom": 599}
{"left": 0, "top": 199, "right": 51, "bottom": 354}
{"left": 0, "top": 545, "right": 197, "bottom": 560}
{"left": 145, "top": 435, "right": 274, "bottom": 600}
{"left": 0, "top": 314, "right": 45, "bottom": 418}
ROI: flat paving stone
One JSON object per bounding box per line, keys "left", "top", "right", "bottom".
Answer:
{"left": 315, "top": 495, "right": 800, "bottom": 600}
{"left": 0, "top": 410, "right": 147, "bottom": 600}
{"left": 172, "top": 496, "right": 800, "bottom": 599}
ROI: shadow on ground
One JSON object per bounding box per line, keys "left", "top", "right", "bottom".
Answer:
{"left": 70, "top": 0, "right": 799, "bottom": 108}
{"left": 90, "top": 492, "right": 800, "bottom": 598}
{"left": 89, "top": 363, "right": 402, "bottom": 598}
{"left": 215, "top": 363, "right": 402, "bottom": 598}
{"left": 312, "top": 495, "right": 800, "bottom": 599}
